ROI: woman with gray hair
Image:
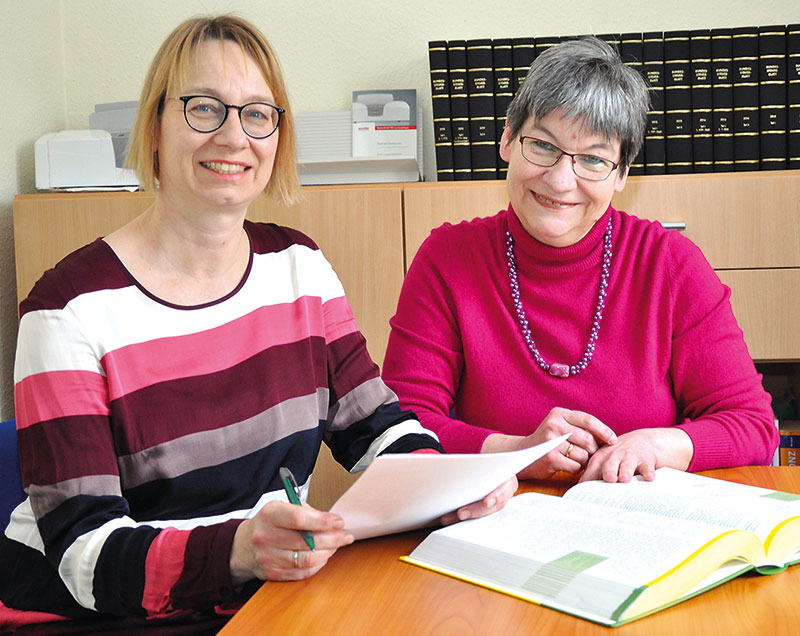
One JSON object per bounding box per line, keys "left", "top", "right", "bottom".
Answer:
{"left": 384, "top": 37, "right": 776, "bottom": 484}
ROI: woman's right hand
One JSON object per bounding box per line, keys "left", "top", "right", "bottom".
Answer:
{"left": 229, "top": 500, "right": 354, "bottom": 585}
{"left": 482, "top": 407, "right": 617, "bottom": 480}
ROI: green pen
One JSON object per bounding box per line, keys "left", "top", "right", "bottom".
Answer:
{"left": 279, "top": 466, "right": 316, "bottom": 551}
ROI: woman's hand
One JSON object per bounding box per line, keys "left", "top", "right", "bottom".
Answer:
{"left": 482, "top": 408, "right": 618, "bottom": 480}
{"left": 440, "top": 475, "right": 518, "bottom": 526}
{"left": 579, "top": 427, "right": 694, "bottom": 483}
{"left": 229, "top": 501, "right": 354, "bottom": 585}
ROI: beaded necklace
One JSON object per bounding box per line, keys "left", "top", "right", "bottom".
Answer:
{"left": 505, "top": 218, "right": 612, "bottom": 378}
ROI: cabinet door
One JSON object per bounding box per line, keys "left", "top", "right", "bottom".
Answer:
{"left": 13, "top": 192, "right": 154, "bottom": 304}
{"left": 613, "top": 172, "right": 800, "bottom": 269}
{"left": 719, "top": 269, "right": 800, "bottom": 361}
{"left": 403, "top": 181, "right": 507, "bottom": 266}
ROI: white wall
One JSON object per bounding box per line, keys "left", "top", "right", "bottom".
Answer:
{"left": 1, "top": 1, "right": 67, "bottom": 420}
{"left": 1, "top": 0, "right": 797, "bottom": 419}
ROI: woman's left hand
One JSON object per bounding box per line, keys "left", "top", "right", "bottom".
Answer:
{"left": 579, "top": 428, "right": 694, "bottom": 483}
{"left": 439, "top": 476, "right": 518, "bottom": 526}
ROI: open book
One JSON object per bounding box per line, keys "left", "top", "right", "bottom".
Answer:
{"left": 402, "top": 468, "right": 800, "bottom": 626}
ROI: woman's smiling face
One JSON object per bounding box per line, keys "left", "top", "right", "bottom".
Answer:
{"left": 499, "top": 109, "right": 629, "bottom": 247}
{"left": 155, "top": 39, "right": 279, "bottom": 213}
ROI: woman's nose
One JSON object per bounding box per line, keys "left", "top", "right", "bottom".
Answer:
{"left": 543, "top": 153, "right": 578, "bottom": 190}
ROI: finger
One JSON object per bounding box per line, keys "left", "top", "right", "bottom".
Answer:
{"left": 264, "top": 501, "right": 346, "bottom": 534}
{"left": 637, "top": 462, "right": 657, "bottom": 482}
{"left": 443, "top": 476, "right": 519, "bottom": 525}
{"left": 284, "top": 527, "right": 354, "bottom": 552}
{"left": 578, "top": 454, "right": 604, "bottom": 482}
{"left": 562, "top": 410, "right": 617, "bottom": 447}
{"left": 265, "top": 549, "right": 334, "bottom": 582}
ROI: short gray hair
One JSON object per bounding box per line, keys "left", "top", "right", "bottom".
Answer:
{"left": 505, "top": 36, "right": 649, "bottom": 169}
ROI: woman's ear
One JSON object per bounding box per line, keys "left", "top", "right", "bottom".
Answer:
{"left": 614, "top": 164, "right": 629, "bottom": 193}
{"left": 499, "top": 123, "right": 514, "bottom": 162}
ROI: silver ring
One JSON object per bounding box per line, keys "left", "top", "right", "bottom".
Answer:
{"left": 565, "top": 443, "right": 573, "bottom": 460}
{"left": 292, "top": 550, "right": 299, "bottom": 568}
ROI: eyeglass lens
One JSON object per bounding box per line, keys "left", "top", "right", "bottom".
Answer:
{"left": 520, "top": 138, "right": 614, "bottom": 180}
{"left": 183, "top": 96, "right": 281, "bottom": 138}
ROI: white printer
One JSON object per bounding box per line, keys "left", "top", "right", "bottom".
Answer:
{"left": 35, "top": 130, "right": 139, "bottom": 189}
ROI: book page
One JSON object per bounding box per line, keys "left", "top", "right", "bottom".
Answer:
{"left": 563, "top": 468, "right": 800, "bottom": 545}
{"left": 407, "top": 492, "right": 750, "bottom": 624}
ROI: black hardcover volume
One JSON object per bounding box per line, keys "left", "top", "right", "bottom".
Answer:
{"left": 711, "top": 28, "right": 735, "bottom": 172}
{"left": 643, "top": 32, "right": 667, "bottom": 174}
{"left": 620, "top": 32, "right": 646, "bottom": 175}
{"left": 447, "top": 40, "right": 472, "bottom": 180}
{"left": 428, "top": 41, "right": 454, "bottom": 181}
{"left": 512, "top": 37, "right": 536, "bottom": 93}
{"left": 493, "top": 38, "right": 514, "bottom": 178}
{"left": 466, "top": 39, "right": 497, "bottom": 179}
{"left": 789, "top": 24, "right": 800, "bottom": 168}
{"left": 731, "top": 26, "right": 760, "bottom": 171}
{"left": 664, "top": 30, "right": 693, "bottom": 173}
{"left": 690, "top": 30, "right": 714, "bottom": 172}
{"left": 758, "top": 25, "right": 788, "bottom": 170}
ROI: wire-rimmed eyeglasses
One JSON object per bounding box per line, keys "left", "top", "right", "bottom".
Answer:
{"left": 169, "top": 95, "right": 284, "bottom": 139}
{"left": 518, "top": 136, "right": 620, "bottom": 181}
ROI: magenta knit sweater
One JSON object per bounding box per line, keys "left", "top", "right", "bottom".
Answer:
{"left": 383, "top": 205, "right": 778, "bottom": 471}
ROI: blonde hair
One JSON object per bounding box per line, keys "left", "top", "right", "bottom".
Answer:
{"left": 126, "top": 15, "right": 300, "bottom": 204}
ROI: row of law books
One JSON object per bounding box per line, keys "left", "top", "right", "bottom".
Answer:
{"left": 428, "top": 25, "right": 800, "bottom": 181}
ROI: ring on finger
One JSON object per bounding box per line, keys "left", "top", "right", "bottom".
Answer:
{"left": 565, "top": 442, "right": 574, "bottom": 460}
{"left": 292, "top": 550, "right": 299, "bottom": 568}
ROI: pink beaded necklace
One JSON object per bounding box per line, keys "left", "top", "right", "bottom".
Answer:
{"left": 505, "top": 218, "right": 613, "bottom": 378}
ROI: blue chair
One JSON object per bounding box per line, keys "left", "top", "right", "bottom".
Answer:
{"left": 0, "top": 419, "right": 26, "bottom": 530}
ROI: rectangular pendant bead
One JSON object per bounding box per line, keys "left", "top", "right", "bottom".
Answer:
{"left": 549, "top": 363, "right": 570, "bottom": 378}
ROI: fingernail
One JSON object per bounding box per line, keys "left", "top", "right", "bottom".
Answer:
{"left": 458, "top": 509, "right": 471, "bottom": 521}
{"left": 486, "top": 497, "right": 496, "bottom": 508}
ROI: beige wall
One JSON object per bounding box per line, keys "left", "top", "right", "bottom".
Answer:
{"left": 1, "top": 0, "right": 797, "bottom": 419}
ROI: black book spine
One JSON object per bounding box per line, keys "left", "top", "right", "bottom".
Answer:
{"left": 620, "top": 32, "right": 646, "bottom": 175}
{"left": 597, "top": 33, "right": 622, "bottom": 51}
{"left": 690, "top": 30, "right": 714, "bottom": 172}
{"left": 535, "top": 36, "right": 561, "bottom": 61}
{"left": 731, "top": 26, "right": 760, "bottom": 171}
{"left": 711, "top": 28, "right": 735, "bottom": 172}
{"left": 447, "top": 40, "right": 472, "bottom": 180}
{"left": 428, "top": 41, "right": 454, "bottom": 181}
{"left": 759, "top": 25, "right": 788, "bottom": 170}
{"left": 512, "top": 37, "right": 536, "bottom": 93}
{"left": 493, "top": 38, "right": 514, "bottom": 179}
{"left": 643, "top": 32, "right": 666, "bottom": 174}
{"left": 789, "top": 24, "right": 800, "bottom": 169}
{"left": 664, "top": 30, "right": 693, "bottom": 173}
{"left": 466, "top": 39, "right": 497, "bottom": 180}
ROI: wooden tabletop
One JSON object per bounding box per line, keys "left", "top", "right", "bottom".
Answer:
{"left": 217, "top": 467, "right": 800, "bottom": 635}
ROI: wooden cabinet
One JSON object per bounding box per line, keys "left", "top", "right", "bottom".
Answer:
{"left": 404, "top": 170, "right": 800, "bottom": 362}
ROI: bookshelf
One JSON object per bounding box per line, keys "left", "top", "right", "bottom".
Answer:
{"left": 428, "top": 24, "right": 799, "bottom": 180}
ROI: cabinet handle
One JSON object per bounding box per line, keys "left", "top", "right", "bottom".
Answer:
{"left": 660, "top": 222, "right": 686, "bottom": 231}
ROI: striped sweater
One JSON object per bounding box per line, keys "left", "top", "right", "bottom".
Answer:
{"left": 0, "top": 220, "right": 440, "bottom": 627}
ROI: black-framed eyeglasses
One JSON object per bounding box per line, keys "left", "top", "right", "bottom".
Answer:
{"left": 518, "top": 136, "right": 620, "bottom": 181}
{"left": 170, "top": 95, "right": 284, "bottom": 139}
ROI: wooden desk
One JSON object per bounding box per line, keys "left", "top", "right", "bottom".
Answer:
{"left": 218, "top": 467, "right": 800, "bottom": 635}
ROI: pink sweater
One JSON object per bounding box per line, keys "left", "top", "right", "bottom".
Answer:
{"left": 383, "top": 205, "right": 777, "bottom": 471}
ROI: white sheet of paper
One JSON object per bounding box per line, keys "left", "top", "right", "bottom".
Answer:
{"left": 329, "top": 434, "right": 568, "bottom": 539}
